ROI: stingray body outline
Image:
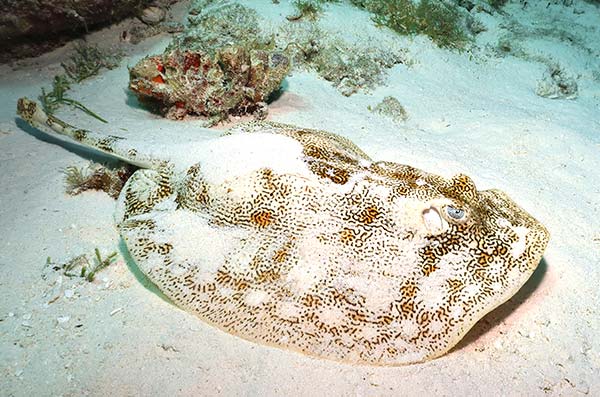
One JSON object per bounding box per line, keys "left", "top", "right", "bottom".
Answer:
{"left": 17, "top": 97, "right": 549, "bottom": 365}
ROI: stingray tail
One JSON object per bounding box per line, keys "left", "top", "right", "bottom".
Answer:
{"left": 17, "top": 97, "right": 159, "bottom": 169}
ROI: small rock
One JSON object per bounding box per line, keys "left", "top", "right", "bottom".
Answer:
{"left": 370, "top": 96, "right": 409, "bottom": 123}
{"left": 57, "top": 315, "right": 70, "bottom": 323}
{"left": 22, "top": 313, "right": 32, "bottom": 320}
{"left": 64, "top": 289, "right": 74, "bottom": 299}
{"left": 339, "top": 78, "right": 360, "bottom": 97}
{"left": 535, "top": 64, "right": 578, "bottom": 100}
{"left": 140, "top": 6, "right": 166, "bottom": 25}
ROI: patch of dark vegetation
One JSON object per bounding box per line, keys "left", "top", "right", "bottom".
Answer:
{"left": 40, "top": 74, "right": 108, "bottom": 123}
{"left": 47, "top": 248, "right": 118, "bottom": 282}
{"left": 486, "top": 0, "right": 508, "bottom": 9}
{"left": 287, "top": 0, "right": 339, "bottom": 21}
{"left": 351, "top": 0, "right": 471, "bottom": 49}
{"left": 279, "top": 22, "right": 408, "bottom": 96}
{"left": 289, "top": 0, "right": 324, "bottom": 21}
{"left": 39, "top": 43, "right": 122, "bottom": 122}
{"left": 61, "top": 43, "right": 122, "bottom": 83}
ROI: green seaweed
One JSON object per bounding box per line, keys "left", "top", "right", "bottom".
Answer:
{"left": 40, "top": 75, "right": 108, "bottom": 123}
{"left": 279, "top": 23, "right": 406, "bottom": 96}
{"left": 83, "top": 249, "right": 118, "bottom": 282}
{"left": 40, "top": 75, "right": 70, "bottom": 115}
{"left": 290, "top": 0, "right": 324, "bottom": 20}
{"left": 37, "top": 43, "right": 122, "bottom": 124}
{"left": 352, "top": 0, "right": 470, "bottom": 49}
{"left": 49, "top": 249, "right": 118, "bottom": 282}
{"left": 61, "top": 43, "right": 121, "bottom": 83}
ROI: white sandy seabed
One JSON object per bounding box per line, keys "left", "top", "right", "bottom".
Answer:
{"left": 0, "top": 0, "right": 599, "bottom": 396}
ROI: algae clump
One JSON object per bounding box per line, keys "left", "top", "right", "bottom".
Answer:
{"left": 351, "top": 0, "right": 470, "bottom": 49}
{"left": 38, "top": 43, "right": 121, "bottom": 123}
{"left": 40, "top": 75, "right": 108, "bottom": 123}
{"left": 279, "top": 22, "right": 407, "bottom": 96}
{"left": 288, "top": 0, "right": 340, "bottom": 21}
{"left": 64, "top": 162, "right": 136, "bottom": 199}
{"left": 61, "top": 43, "right": 122, "bottom": 83}
{"left": 290, "top": 0, "right": 324, "bottom": 21}
{"left": 48, "top": 249, "right": 118, "bottom": 282}
{"left": 369, "top": 96, "right": 408, "bottom": 122}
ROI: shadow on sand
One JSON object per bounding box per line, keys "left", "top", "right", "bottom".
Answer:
{"left": 119, "top": 239, "right": 172, "bottom": 304}
{"left": 453, "top": 257, "right": 548, "bottom": 352}
{"left": 15, "top": 116, "right": 120, "bottom": 165}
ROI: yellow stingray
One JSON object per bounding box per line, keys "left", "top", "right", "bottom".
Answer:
{"left": 17, "top": 98, "right": 549, "bottom": 365}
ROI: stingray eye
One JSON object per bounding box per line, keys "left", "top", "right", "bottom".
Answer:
{"left": 446, "top": 205, "right": 465, "bottom": 220}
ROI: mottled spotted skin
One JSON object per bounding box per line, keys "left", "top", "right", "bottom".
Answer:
{"left": 17, "top": 98, "right": 549, "bottom": 365}
{"left": 17, "top": 98, "right": 162, "bottom": 169}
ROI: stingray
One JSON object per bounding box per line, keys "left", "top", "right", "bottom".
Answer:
{"left": 17, "top": 98, "right": 549, "bottom": 365}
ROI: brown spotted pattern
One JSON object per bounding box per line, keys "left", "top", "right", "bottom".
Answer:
{"left": 16, "top": 99, "right": 549, "bottom": 365}
{"left": 117, "top": 122, "right": 549, "bottom": 365}
{"left": 17, "top": 98, "right": 164, "bottom": 169}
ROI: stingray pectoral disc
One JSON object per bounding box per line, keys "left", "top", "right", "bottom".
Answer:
{"left": 15, "top": 98, "right": 549, "bottom": 365}
{"left": 115, "top": 130, "right": 548, "bottom": 365}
